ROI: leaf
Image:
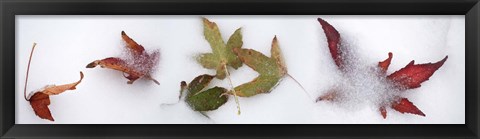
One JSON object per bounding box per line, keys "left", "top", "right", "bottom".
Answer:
{"left": 183, "top": 74, "right": 228, "bottom": 111}
{"left": 232, "top": 36, "right": 287, "bottom": 97}
{"left": 28, "top": 72, "right": 84, "bottom": 121}
{"left": 122, "top": 31, "right": 145, "bottom": 55}
{"left": 187, "top": 74, "right": 215, "bottom": 96}
{"left": 187, "top": 87, "right": 228, "bottom": 111}
{"left": 87, "top": 31, "right": 159, "bottom": 85}
{"left": 379, "top": 106, "right": 387, "bottom": 119}
{"left": 29, "top": 92, "right": 53, "bottom": 121}
{"left": 318, "top": 18, "right": 343, "bottom": 69}
{"left": 87, "top": 57, "right": 143, "bottom": 83}
{"left": 378, "top": 52, "right": 393, "bottom": 73}
{"left": 391, "top": 98, "right": 425, "bottom": 116}
{"left": 317, "top": 18, "right": 447, "bottom": 119}
{"left": 317, "top": 89, "right": 338, "bottom": 102}
{"left": 387, "top": 56, "right": 448, "bottom": 89}
{"left": 197, "top": 18, "right": 243, "bottom": 79}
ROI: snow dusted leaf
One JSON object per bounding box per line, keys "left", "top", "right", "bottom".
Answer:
{"left": 183, "top": 74, "right": 228, "bottom": 111}
{"left": 317, "top": 18, "right": 447, "bottom": 119}
{"left": 87, "top": 31, "right": 160, "bottom": 85}
{"left": 317, "top": 89, "right": 338, "bottom": 102}
{"left": 378, "top": 52, "right": 393, "bottom": 73}
{"left": 197, "top": 18, "right": 243, "bottom": 79}
{"left": 232, "top": 36, "right": 287, "bottom": 97}
{"left": 387, "top": 56, "right": 448, "bottom": 89}
{"left": 318, "top": 18, "right": 343, "bottom": 69}
{"left": 391, "top": 98, "right": 425, "bottom": 116}
{"left": 121, "top": 31, "right": 145, "bottom": 55}
{"left": 28, "top": 72, "right": 84, "bottom": 121}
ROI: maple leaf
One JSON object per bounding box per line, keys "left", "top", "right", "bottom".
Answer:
{"left": 182, "top": 74, "right": 228, "bottom": 111}
{"left": 197, "top": 18, "right": 243, "bottom": 79}
{"left": 316, "top": 18, "right": 448, "bottom": 119}
{"left": 232, "top": 36, "right": 288, "bottom": 97}
{"left": 24, "top": 43, "right": 84, "bottom": 121}
{"left": 86, "top": 31, "right": 160, "bottom": 85}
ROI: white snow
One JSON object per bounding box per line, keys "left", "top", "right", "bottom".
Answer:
{"left": 15, "top": 15, "right": 465, "bottom": 124}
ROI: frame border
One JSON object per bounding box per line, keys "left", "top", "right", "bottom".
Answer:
{"left": 1, "top": 0, "right": 479, "bottom": 138}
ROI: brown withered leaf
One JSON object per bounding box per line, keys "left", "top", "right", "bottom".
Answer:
{"left": 28, "top": 72, "right": 84, "bottom": 121}
{"left": 87, "top": 31, "right": 160, "bottom": 85}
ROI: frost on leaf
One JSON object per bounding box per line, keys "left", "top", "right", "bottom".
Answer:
{"left": 87, "top": 31, "right": 160, "bottom": 85}
{"left": 197, "top": 18, "right": 243, "bottom": 79}
{"left": 28, "top": 72, "right": 84, "bottom": 121}
{"left": 387, "top": 56, "right": 448, "bottom": 89}
{"left": 181, "top": 74, "right": 229, "bottom": 111}
{"left": 232, "top": 36, "right": 287, "bottom": 97}
{"left": 316, "top": 18, "right": 448, "bottom": 119}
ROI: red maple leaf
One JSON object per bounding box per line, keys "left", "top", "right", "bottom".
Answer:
{"left": 317, "top": 18, "right": 448, "bottom": 118}
{"left": 87, "top": 31, "right": 160, "bottom": 85}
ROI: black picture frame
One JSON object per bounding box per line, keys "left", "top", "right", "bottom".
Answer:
{"left": 1, "top": 0, "right": 479, "bottom": 138}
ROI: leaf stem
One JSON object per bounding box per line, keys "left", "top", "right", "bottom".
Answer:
{"left": 24, "top": 43, "right": 37, "bottom": 101}
{"left": 224, "top": 64, "right": 241, "bottom": 115}
{"left": 286, "top": 73, "right": 313, "bottom": 102}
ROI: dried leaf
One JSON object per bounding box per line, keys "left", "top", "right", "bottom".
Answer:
{"left": 121, "top": 31, "right": 145, "bottom": 55}
{"left": 29, "top": 92, "right": 53, "bottom": 121}
{"left": 28, "top": 72, "right": 84, "bottom": 121}
{"left": 183, "top": 74, "right": 228, "bottom": 111}
{"left": 387, "top": 56, "right": 448, "bottom": 89}
{"left": 197, "top": 18, "right": 243, "bottom": 79}
{"left": 233, "top": 36, "right": 287, "bottom": 97}
{"left": 87, "top": 31, "right": 159, "bottom": 84}
{"left": 42, "top": 72, "right": 84, "bottom": 95}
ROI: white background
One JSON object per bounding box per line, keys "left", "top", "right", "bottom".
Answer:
{"left": 16, "top": 15, "right": 465, "bottom": 124}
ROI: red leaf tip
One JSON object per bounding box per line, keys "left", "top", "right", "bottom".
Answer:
{"left": 392, "top": 98, "right": 426, "bottom": 117}
{"left": 378, "top": 52, "right": 393, "bottom": 73}
{"left": 318, "top": 18, "right": 342, "bottom": 69}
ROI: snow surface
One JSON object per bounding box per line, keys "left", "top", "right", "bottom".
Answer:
{"left": 15, "top": 15, "right": 465, "bottom": 124}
